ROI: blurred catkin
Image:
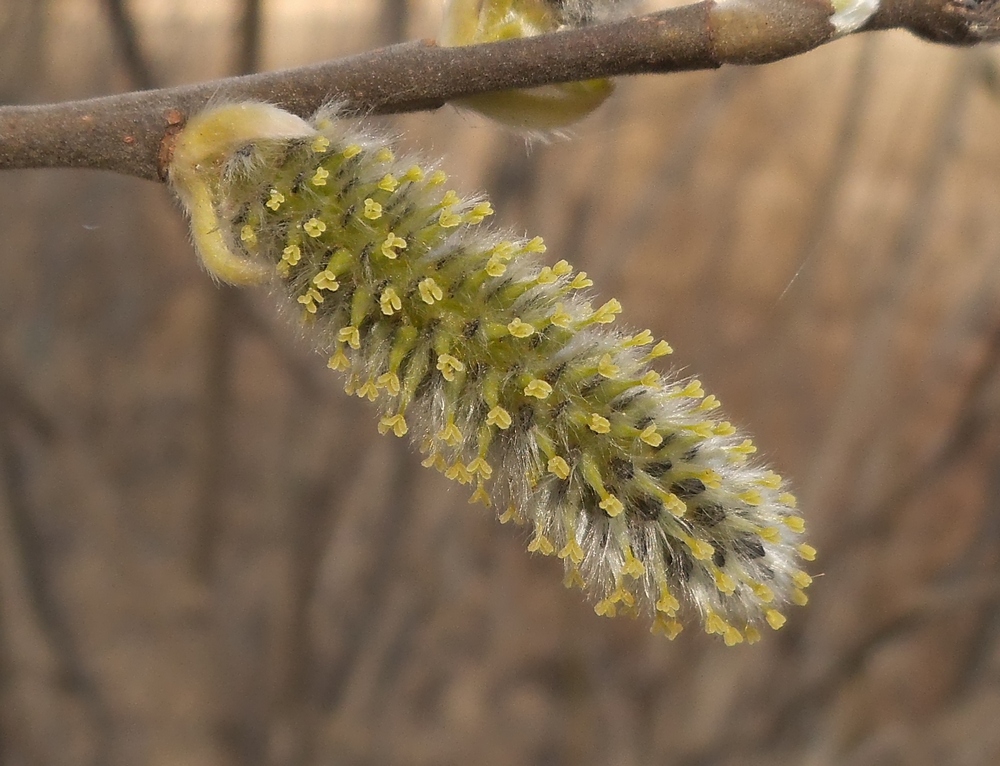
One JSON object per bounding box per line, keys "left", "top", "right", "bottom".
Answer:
{"left": 169, "top": 103, "right": 815, "bottom": 644}
{"left": 437, "top": 0, "right": 632, "bottom": 131}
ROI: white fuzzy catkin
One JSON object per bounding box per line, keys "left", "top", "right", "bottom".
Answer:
{"left": 170, "top": 103, "right": 815, "bottom": 645}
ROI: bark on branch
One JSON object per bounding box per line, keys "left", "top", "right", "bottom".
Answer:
{"left": 0, "top": 0, "right": 996, "bottom": 182}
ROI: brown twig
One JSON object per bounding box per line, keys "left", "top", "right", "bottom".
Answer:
{"left": 0, "top": 0, "right": 996, "bottom": 182}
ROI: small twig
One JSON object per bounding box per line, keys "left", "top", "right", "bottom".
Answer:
{"left": 0, "top": 0, "right": 996, "bottom": 182}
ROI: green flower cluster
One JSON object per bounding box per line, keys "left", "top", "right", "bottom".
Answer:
{"left": 170, "top": 103, "right": 814, "bottom": 644}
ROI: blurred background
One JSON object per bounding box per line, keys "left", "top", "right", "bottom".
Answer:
{"left": 2, "top": 1, "right": 1000, "bottom": 764}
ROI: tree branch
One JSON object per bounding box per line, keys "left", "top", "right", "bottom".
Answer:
{"left": 0, "top": 0, "right": 996, "bottom": 182}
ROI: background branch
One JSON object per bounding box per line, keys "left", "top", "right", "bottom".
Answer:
{"left": 0, "top": 0, "right": 997, "bottom": 182}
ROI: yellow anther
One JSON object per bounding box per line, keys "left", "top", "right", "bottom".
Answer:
{"left": 655, "top": 587, "right": 680, "bottom": 615}
{"left": 622, "top": 549, "right": 645, "bottom": 579}
{"left": 375, "top": 147, "right": 394, "bottom": 163}
{"left": 779, "top": 492, "right": 798, "bottom": 508}
{"left": 798, "top": 543, "right": 817, "bottom": 561}
{"left": 547, "top": 456, "right": 571, "bottom": 480}
{"left": 686, "top": 538, "right": 714, "bottom": 561}
{"left": 552, "top": 260, "right": 572, "bottom": 276}
{"left": 439, "top": 209, "right": 463, "bottom": 228}
{"left": 466, "top": 201, "right": 494, "bottom": 224}
{"left": 745, "top": 626, "right": 762, "bottom": 644}
{"left": 403, "top": 165, "right": 424, "bottom": 183}
{"left": 594, "top": 599, "right": 617, "bottom": 618}
{"left": 311, "top": 167, "right": 329, "bottom": 186}
{"left": 714, "top": 570, "right": 737, "bottom": 594}
{"left": 651, "top": 615, "right": 684, "bottom": 639}
{"left": 792, "top": 571, "right": 813, "bottom": 589}
{"left": 363, "top": 198, "right": 383, "bottom": 220}
{"left": 599, "top": 495, "right": 624, "bottom": 517}
{"left": 524, "top": 379, "right": 552, "bottom": 399}
{"left": 685, "top": 422, "right": 714, "bottom": 439}
{"left": 498, "top": 505, "right": 517, "bottom": 524}
{"left": 467, "top": 457, "right": 493, "bottom": 479}
{"left": 759, "top": 471, "right": 782, "bottom": 489}
{"left": 791, "top": 589, "right": 809, "bottom": 606}
{"left": 439, "top": 190, "right": 460, "bottom": 207}
{"left": 486, "top": 406, "right": 512, "bottom": 430}
{"left": 698, "top": 395, "right": 722, "bottom": 411}
{"left": 337, "top": 326, "right": 360, "bottom": 350}
{"left": 713, "top": 421, "right": 737, "bottom": 437}
{"left": 563, "top": 567, "right": 586, "bottom": 589}
{"left": 695, "top": 469, "right": 723, "bottom": 489}
{"left": 536, "top": 266, "right": 559, "bottom": 285}
{"left": 276, "top": 260, "right": 291, "bottom": 278}
{"left": 705, "top": 612, "right": 728, "bottom": 635}
{"left": 381, "top": 232, "right": 406, "bottom": 259}
{"left": 525, "top": 236, "right": 546, "bottom": 253}
{"left": 677, "top": 380, "right": 704, "bottom": 398}
{"left": 759, "top": 527, "right": 781, "bottom": 543}
{"left": 436, "top": 354, "right": 465, "bottom": 382}
{"left": 377, "top": 174, "right": 399, "bottom": 192}
{"left": 418, "top": 278, "right": 444, "bottom": 304}
{"left": 527, "top": 533, "right": 555, "bottom": 556}
{"left": 646, "top": 340, "right": 673, "bottom": 359}
{"left": 282, "top": 244, "right": 301, "bottom": 265}
{"left": 342, "top": 143, "right": 362, "bottom": 159}
{"left": 730, "top": 439, "right": 757, "bottom": 457}
{"left": 266, "top": 189, "right": 285, "bottom": 210}
{"left": 549, "top": 304, "right": 573, "bottom": 328}
{"left": 507, "top": 318, "right": 535, "bottom": 338}
{"left": 591, "top": 299, "right": 622, "bottom": 324}
{"left": 304, "top": 217, "right": 326, "bottom": 238}
{"left": 357, "top": 378, "right": 379, "bottom": 401}
{"left": 558, "top": 538, "right": 585, "bottom": 564}
{"left": 588, "top": 413, "right": 611, "bottom": 434}
{"left": 569, "top": 271, "right": 593, "bottom": 290}
{"left": 751, "top": 582, "right": 775, "bottom": 603}
{"left": 597, "top": 354, "right": 620, "bottom": 378}
{"left": 469, "top": 483, "right": 492, "bottom": 507}
{"left": 641, "top": 371, "right": 661, "bottom": 387}
{"left": 313, "top": 270, "right": 339, "bottom": 291}
{"left": 240, "top": 224, "right": 256, "bottom": 244}
{"left": 377, "top": 413, "right": 408, "bottom": 437}
{"left": 765, "top": 609, "right": 787, "bottom": 630}
{"left": 485, "top": 255, "right": 507, "bottom": 277}
{"left": 491, "top": 241, "right": 516, "bottom": 260}
{"left": 377, "top": 372, "right": 401, "bottom": 396}
{"left": 609, "top": 584, "right": 635, "bottom": 607}
{"left": 784, "top": 516, "right": 806, "bottom": 533}
{"left": 296, "top": 288, "right": 322, "bottom": 314}
{"left": 428, "top": 169, "right": 447, "bottom": 186}
{"left": 445, "top": 460, "right": 473, "bottom": 485}
{"left": 327, "top": 348, "right": 350, "bottom": 371}
{"left": 624, "top": 330, "right": 654, "bottom": 348}
{"left": 379, "top": 287, "right": 402, "bottom": 316}
{"left": 311, "top": 135, "right": 330, "bottom": 153}
{"left": 639, "top": 424, "right": 662, "bottom": 447}
{"left": 663, "top": 493, "right": 687, "bottom": 517}
{"left": 438, "top": 419, "right": 462, "bottom": 447}
{"left": 420, "top": 452, "right": 448, "bottom": 473}
{"left": 740, "top": 490, "right": 763, "bottom": 506}
{"left": 723, "top": 626, "right": 744, "bottom": 646}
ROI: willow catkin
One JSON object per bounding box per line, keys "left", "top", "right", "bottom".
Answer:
{"left": 437, "top": 0, "right": 639, "bottom": 131}
{"left": 169, "top": 102, "right": 815, "bottom": 645}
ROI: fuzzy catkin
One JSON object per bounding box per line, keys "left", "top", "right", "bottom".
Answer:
{"left": 170, "top": 103, "right": 815, "bottom": 645}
